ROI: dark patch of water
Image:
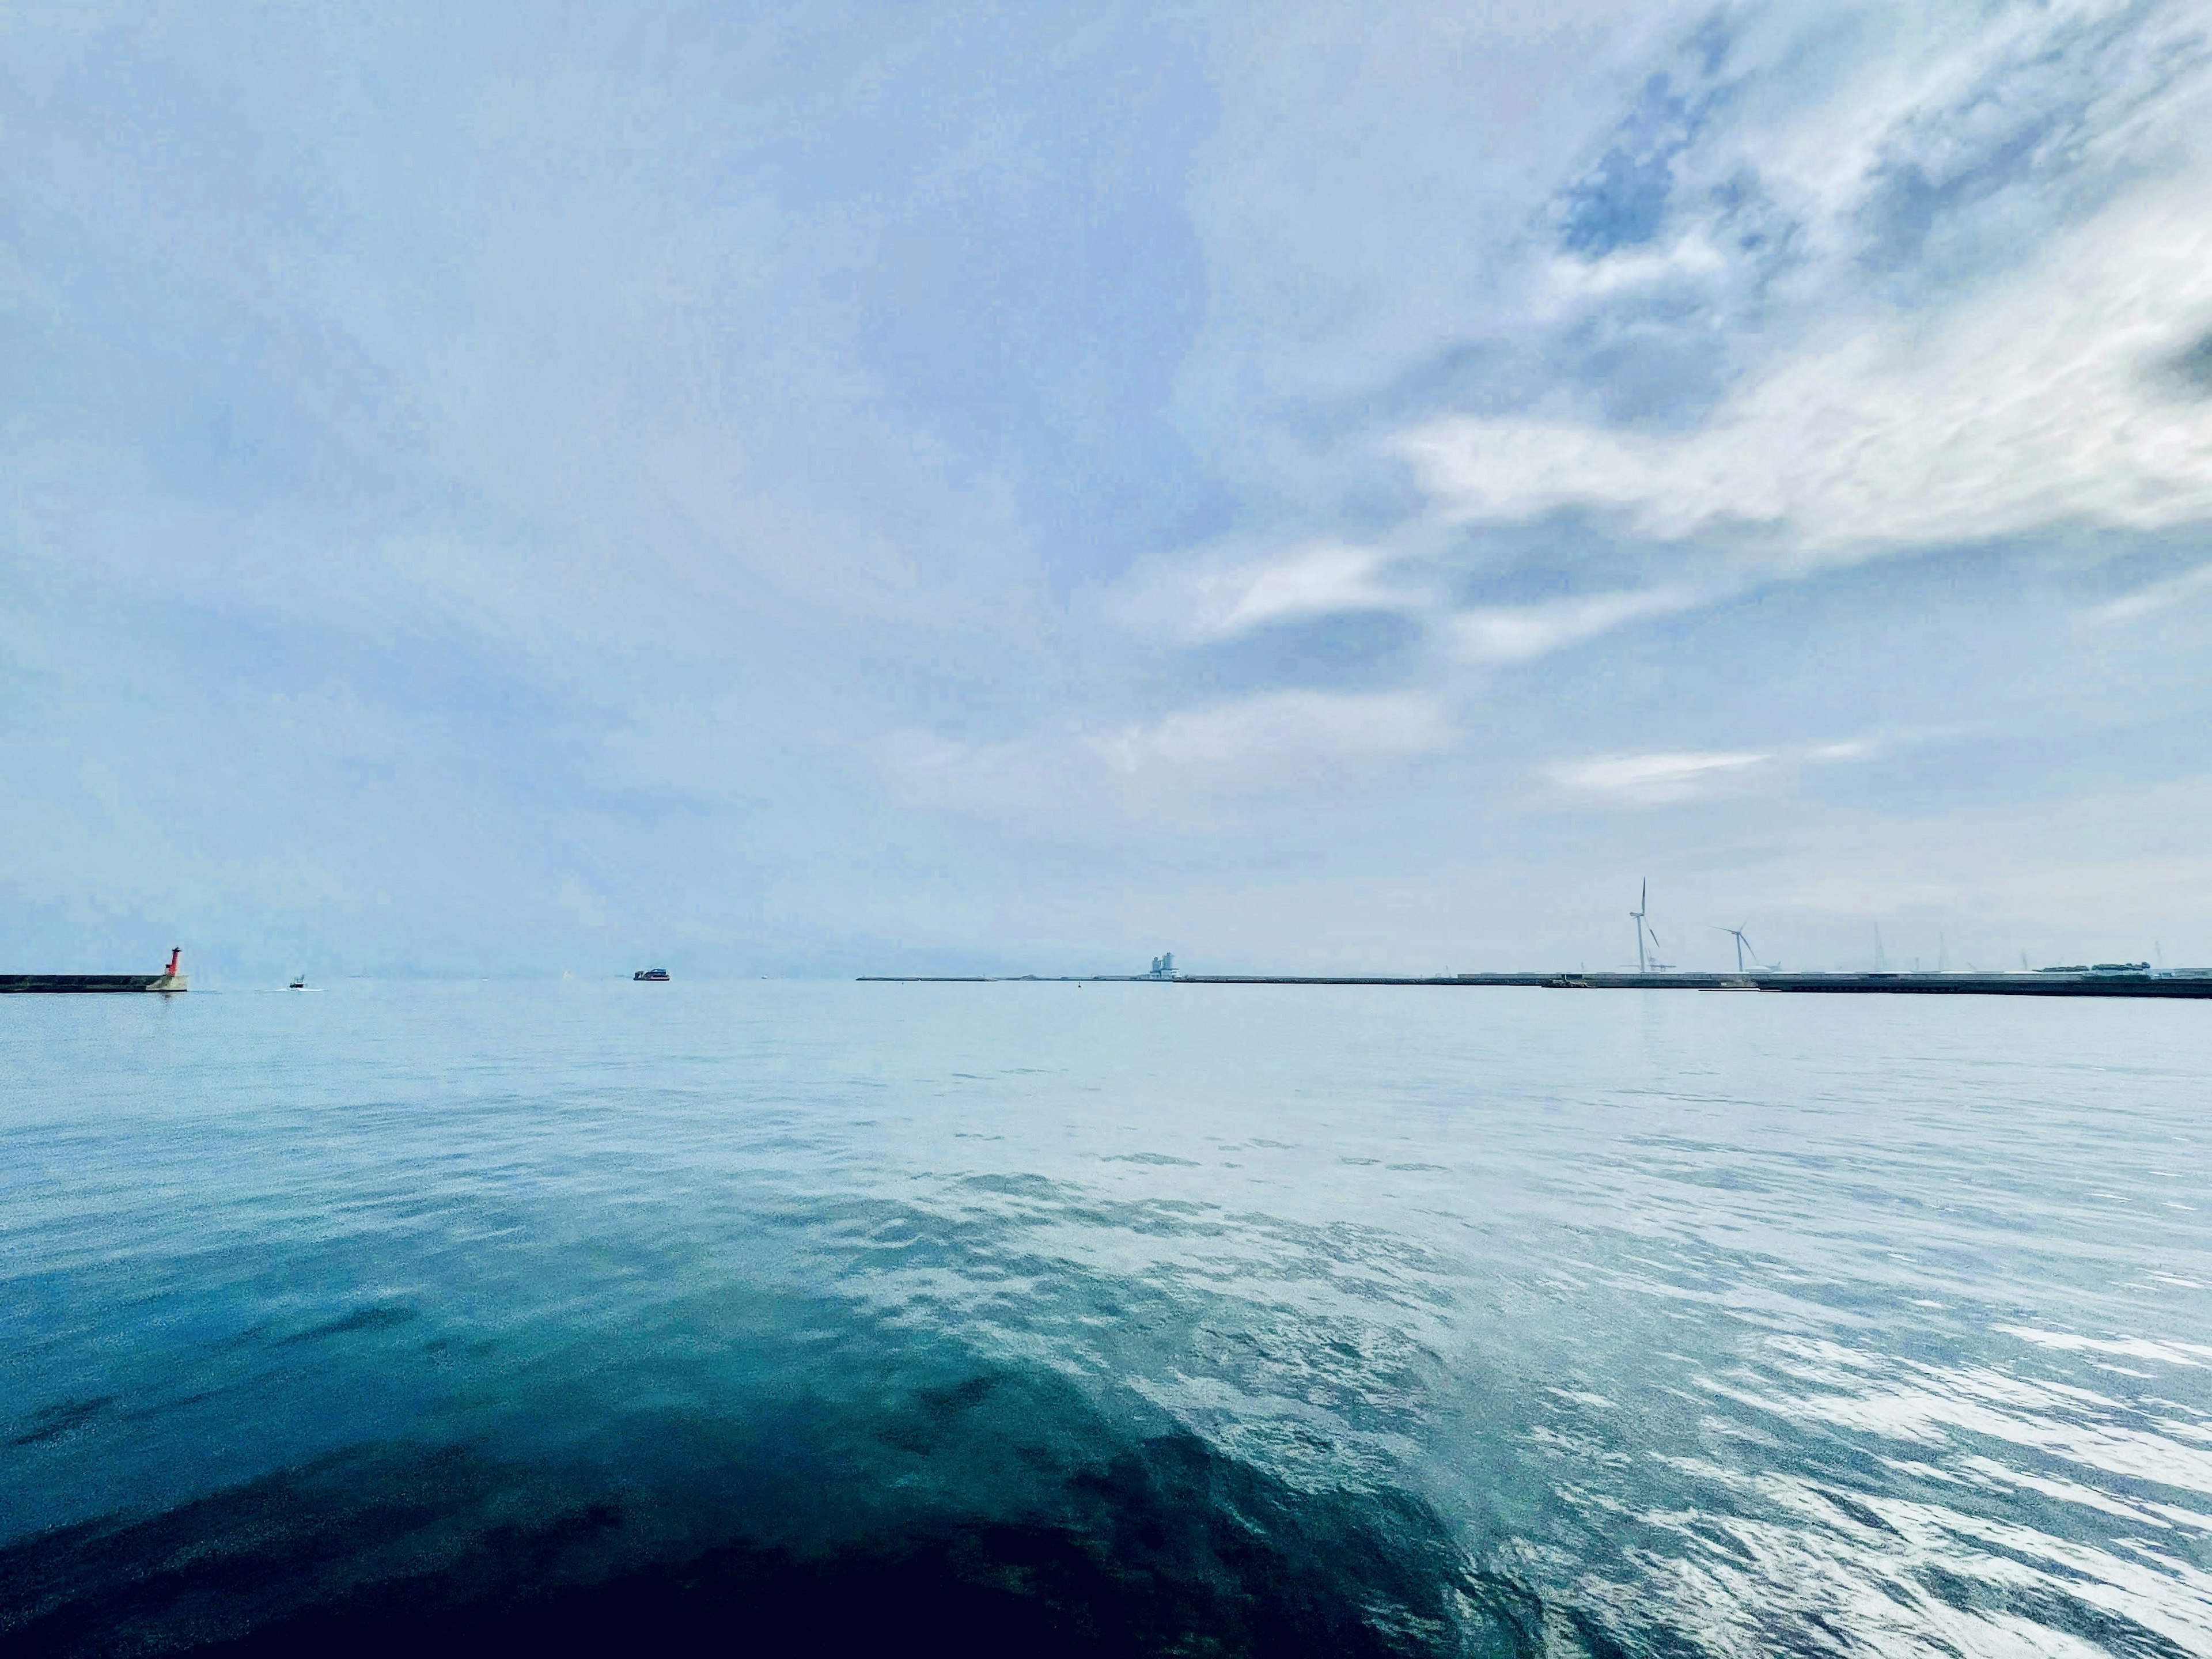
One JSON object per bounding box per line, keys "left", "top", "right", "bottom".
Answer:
{"left": 0, "top": 1363, "right": 1535, "bottom": 1658}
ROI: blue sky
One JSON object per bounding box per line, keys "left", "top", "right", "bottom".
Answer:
{"left": 6, "top": 1, "right": 2212, "bottom": 979}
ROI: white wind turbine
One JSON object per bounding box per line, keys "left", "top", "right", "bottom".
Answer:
{"left": 1713, "top": 924, "right": 1769, "bottom": 972}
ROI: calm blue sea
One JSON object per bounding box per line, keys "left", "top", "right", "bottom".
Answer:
{"left": 3, "top": 982, "right": 2208, "bottom": 1656}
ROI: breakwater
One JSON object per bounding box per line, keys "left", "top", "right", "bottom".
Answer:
{"left": 0, "top": 973, "right": 188, "bottom": 994}
{"left": 3, "top": 949, "right": 188, "bottom": 993}
{"left": 859, "top": 971, "right": 2212, "bottom": 998}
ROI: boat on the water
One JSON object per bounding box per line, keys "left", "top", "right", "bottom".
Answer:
{"left": 1, "top": 949, "right": 189, "bottom": 994}
{"left": 633, "top": 967, "right": 670, "bottom": 982}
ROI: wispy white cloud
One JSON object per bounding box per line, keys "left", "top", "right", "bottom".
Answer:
{"left": 1213, "top": 544, "right": 1412, "bottom": 636}
{"left": 1111, "top": 541, "right": 1422, "bottom": 643}
{"left": 1805, "top": 739, "right": 1876, "bottom": 764}
{"left": 1450, "top": 586, "right": 1697, "bottom": 663}
{"left": 2091, "top": 560, "right": 2212, "bottom": 622}
{"left": 1542, "top": 734, "right": 1892, "bottom": 806}
{"left": 1536, "top": 229, "right": 1732, "bottom": 312}
{"left": 1544, "top": 749, "right": 1771, "bottom": 806}
{"left": 1404, "top": 179, "right": 2212, "bottom": 559}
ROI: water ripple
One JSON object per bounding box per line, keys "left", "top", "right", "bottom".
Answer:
{"left": 2, "top": 982, "right": 2206, "bottom": 1655}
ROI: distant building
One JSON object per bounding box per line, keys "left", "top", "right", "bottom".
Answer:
{"left": 1148, "top": 953, "right": 1175, "bottom": 979}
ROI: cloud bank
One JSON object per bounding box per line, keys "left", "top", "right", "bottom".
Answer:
{"left": 1405, "top": 181, "right": 2212, "bottom": 560}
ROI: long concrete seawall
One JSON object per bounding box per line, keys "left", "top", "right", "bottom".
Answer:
{"left": 859, "top": 972, "right": 2212, "bottom": 998}
{"left": 1, "top": 974, "right": 188, "bottom": 993}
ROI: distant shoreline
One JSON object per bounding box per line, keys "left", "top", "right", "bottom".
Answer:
{"left": 858, "top": 971, "right": 2212, "bottom": 999}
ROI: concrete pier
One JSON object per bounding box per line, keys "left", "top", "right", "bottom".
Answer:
{"left": 0, "top": 974, "right": 188, "bottom": 993}
{"left": 2, "top": 950, "right": 189, "bottom": 993}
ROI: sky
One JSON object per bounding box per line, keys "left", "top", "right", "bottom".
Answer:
{"left": 5, "top": 0, "right": 2212, "bottom": 980}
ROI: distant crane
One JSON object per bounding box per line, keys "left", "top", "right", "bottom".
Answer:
{"left": 1712, "top": 924, "right": 1768, "bottom": 972}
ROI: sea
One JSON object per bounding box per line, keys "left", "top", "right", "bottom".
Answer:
{"left": 3, "top": 981, "right": 2207, "bottom": 1656}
